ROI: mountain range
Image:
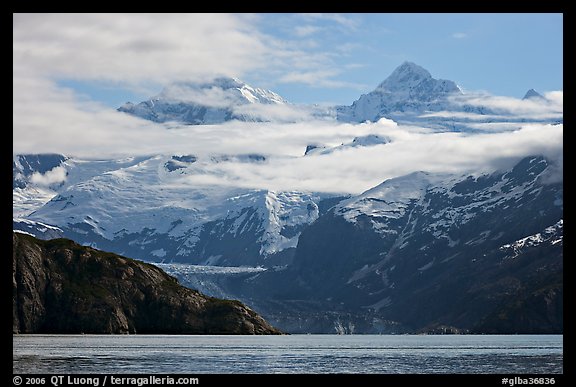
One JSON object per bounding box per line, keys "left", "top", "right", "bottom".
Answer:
{"left": 228, "top": 155, "right": 562, "bottom": 333}
{"left": 13, "top": 62, "right": 563, "bottom": 333}
{"left": 117, "top": 61, "right": 561, "bottom": 130}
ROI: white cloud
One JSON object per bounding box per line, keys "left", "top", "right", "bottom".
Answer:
{"left": 279, "top": 69, "right": 338, "bottom": 85}
{"left": 294, "top": 25, "right": 321, "bottom": 37}
{"left": 30, "top": 166, "right": 68, "bottom": 187}
{"left": 450, "top": 91, "right": 563, "bottom": 120}
{"left": 419, "top": 111, "right": 506, "bottom": 121}
{"left": 12, "top": 76, "right": 563, "bottom": 194}
{"left": 159, "top": 83, "right": 244, "bottom": 109}
{"left": 231, "top": 103, "right": 323, "bottom": 123}
{"left": 544, "top": 91, "right": 563, "bottom": 107}
{"left": 12, "top": 13, "right": 563, "bottom": 195}
{"left": 455, "top": 122, "right": 527, "bottom": 131}
{"left": 12, "top": 73, "right": 181, "bottom": 158}
{"left": 452, "top": 32, "right": 468, "bottom": 39}
{"left": 167, "top": 122, "right": 562, "bottom": 194}
{"left": 279, "top": 69, "right": 367, "bottom": 90}
{"left": 12, "top": 70, "right": 563, "bottom": 194}
{"left": 13, "top": 12, "right": 367, "bottom": 111}
{"left": 13, "top": 13, "right": 266, "bottom": 84}
{"left": 298, "top": 13, "right": 359, "bottom": 30}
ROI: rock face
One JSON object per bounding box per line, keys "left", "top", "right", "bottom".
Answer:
{"left": 12, "top": 232, "right": 281, "bottom": 334}
{"left": 224, "top": 156, "right": 563, "bottom": 334}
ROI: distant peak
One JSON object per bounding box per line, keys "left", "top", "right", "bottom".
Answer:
{"left": 118, "top": 75, "right": 288, "bottom": 125}
{"left": 350, "top": 134, "right": 391, "bottom": 147}
{"left": 522, "top": 89, "right": 545, "bottom": 100}
{"left": 370, "top": 61, "right": 462, "bottom": 99}
{"left": 397, "top": 61, "right": 432, "bottom": 76}
{"left": 377, "top": 62, "right": 432, "bottom": 90}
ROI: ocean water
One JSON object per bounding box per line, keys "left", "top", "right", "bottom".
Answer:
{"left": 13, "top": 334, "right": 562, "bottom": 374}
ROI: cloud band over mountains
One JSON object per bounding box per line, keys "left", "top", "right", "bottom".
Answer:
{"left": 13, "top": 13, "right": 563, "bottom": 195}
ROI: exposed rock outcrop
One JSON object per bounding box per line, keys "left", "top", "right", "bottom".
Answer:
{"left": 12, "top": 232, "right": 281, "bottom": 334}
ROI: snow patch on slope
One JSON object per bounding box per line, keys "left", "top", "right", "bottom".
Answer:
{"left": 499, "top": 219, "right": 563, "bottom": 258}
{"left": 336, "top": 171, "right": 436, "bottom": 227}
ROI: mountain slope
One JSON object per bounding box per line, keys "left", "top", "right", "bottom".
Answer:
{"left": 227, "top": 156, "right": 563, "bottom": 333}
{"left": 17, "top": 154, "right": 331, "bottom": 267}
{"left": 12, "top": 232, "right": 281, "bottom": 334}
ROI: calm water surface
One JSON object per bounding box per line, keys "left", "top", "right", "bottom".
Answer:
{"left": 13, "top": 334, "right": 562, "bottom": 374}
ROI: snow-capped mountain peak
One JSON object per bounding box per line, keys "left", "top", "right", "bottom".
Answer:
{"left": 118, "top": 77, "right": 288, "bottom": 124}
{"left": 336, "top": 62, "right": 462, "bottom": 123}
{"left": 377, "top": 61, "right": 434, "bottom": 92}
{"left": 157, "top": 77, "right": 287, "bottom": 105}
{"left": 522, "top": 88, "right": 545, "bottom": 100}
{"left": 336, "top": 170, "right": 435, "bottom": 225}
{"left": 375, "top": 61, "right": 461, "bottom": 97}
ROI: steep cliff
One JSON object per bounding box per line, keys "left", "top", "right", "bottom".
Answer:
{"left": 12, "top": 232, "right": 281, "bottom": 334}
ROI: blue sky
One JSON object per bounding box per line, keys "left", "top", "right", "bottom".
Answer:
{"left": 19, "top": 13, "right": 562, "bottom": 108}
{"left": 257, "top": 13, "right": 563, "bottom": 104}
